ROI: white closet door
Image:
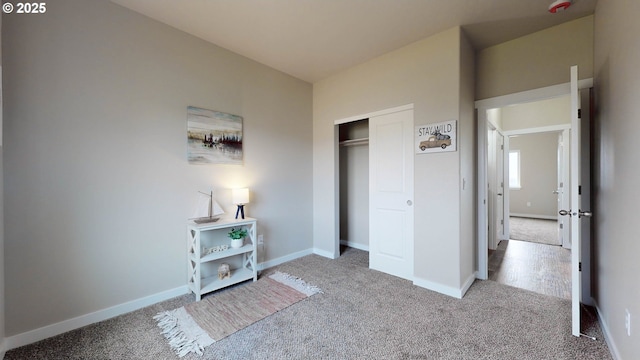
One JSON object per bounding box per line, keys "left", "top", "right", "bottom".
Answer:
{"left": 369, "top": 109, "right": 414, "bottom": 280}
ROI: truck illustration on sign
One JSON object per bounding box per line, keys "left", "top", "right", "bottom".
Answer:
{"left": 419, "top": 130, "right": 451, "bottom": 150}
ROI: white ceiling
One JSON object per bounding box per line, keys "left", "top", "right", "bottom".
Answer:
{"left": 110, "top": 0, "right": 596, "bottom": 83}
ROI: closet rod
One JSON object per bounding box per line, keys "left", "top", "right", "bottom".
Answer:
{"left": 339, "top": 138, "right": 369, "bottom": 147}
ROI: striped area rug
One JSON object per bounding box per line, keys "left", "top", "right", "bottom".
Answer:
{"left": 154, "top": 272, "right": 322, "bottom": 357}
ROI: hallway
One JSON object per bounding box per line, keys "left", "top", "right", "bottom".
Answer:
{"left": 488, "top": 239, "right": 571, "bottom": 299}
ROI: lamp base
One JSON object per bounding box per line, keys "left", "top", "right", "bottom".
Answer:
{"left": 235, "top": 205, "right": 245, "bottom": 219}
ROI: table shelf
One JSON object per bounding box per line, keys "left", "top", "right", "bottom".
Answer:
{"left": 195, "top": 268, "right": 255, "bottom": 294}
{"left": 193, "top": 243, "right": 254, "bottom": 263}
{"left": 187, "top": 217, "right": 257, "bottom": 301}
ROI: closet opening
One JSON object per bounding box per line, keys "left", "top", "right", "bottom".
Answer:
{"left": 338, "top": 119, "right": 369, "bottom": 254}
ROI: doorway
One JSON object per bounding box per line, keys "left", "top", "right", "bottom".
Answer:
{"left": 506, "top": 129, "right": 568, "bottom": 248}
{"left": 477, "top": 80, "right": 591, "bottom": 279}
{"left": 486, "top": 121, "right": 506, "bottom": 251}
{"left": 485, "top": 97, "right": 572, "bottom": 299}
{"left": 476, "top": 79, "right": 594, "bottom": 301}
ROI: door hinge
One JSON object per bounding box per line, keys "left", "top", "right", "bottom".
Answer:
{"left": 501, "top": 181, "right": 504, "bottom": 188}
{"left": 578, "top": 109, "right": 582, "bottom": 119}
{"left": 560, "top": 223, "right": 563, "bottom": 229}
{"left": 579, "top": 262, "right": 582, "bottom": 272}
{"left": 560, "top": 182, "right": 563, "bottom": 188}
{"left": 501, "top": 220, "right": 504, "bottom": 225}
{"left": 579, "top": 185, "right": 582, "bottom": 195}
{"left": 501, "top": 144, "right": 504, "bottom": 150}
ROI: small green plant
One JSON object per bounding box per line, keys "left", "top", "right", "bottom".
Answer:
{"left": 228, "top": 228, "right": 248, "bottom": 240}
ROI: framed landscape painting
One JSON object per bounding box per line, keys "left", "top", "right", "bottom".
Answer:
{"left": 187, "top": 106, "right": 243, "bottom": 165}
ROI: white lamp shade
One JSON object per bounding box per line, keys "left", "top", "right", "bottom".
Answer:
{"left": 232, "top": 188, "right": 250, "bottom": 204}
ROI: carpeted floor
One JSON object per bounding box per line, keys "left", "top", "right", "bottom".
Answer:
{"left": 155, "top": 271, "right": 321, "bottom": 356}
{"left": 510, "top": 216, "right": 561, "bottom": 246}
{"left": 5, "top": 247, "right": 611, "bottom": 359}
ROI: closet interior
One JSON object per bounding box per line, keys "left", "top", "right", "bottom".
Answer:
{"left": 338, "top": 119, "right": 369, "bottom": 252}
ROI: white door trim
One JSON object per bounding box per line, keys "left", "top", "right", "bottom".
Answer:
{"left": 502, "top": 135, "right": 510, "bottom": 244}
{"left": 477, "top": 112, "right": 489, "bottom": 279}
{"left": 476, "top": 79, "right": 592, "bottom": 280}
{"left": 502, "top": 127, "right": 569, "bottom": 248}
{"left": 334, "top": 104, "right": 414, "bottom": 125}
{"left": 503, "top": 124, "right": 571, "bottom": 136}
{"left": 475, "top": 79, "right": 593, "bottom": 110}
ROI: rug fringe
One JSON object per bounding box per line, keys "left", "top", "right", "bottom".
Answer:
{"left": 269, "top": 271, "right": 323, "bottom": 296}
{"left": 154, "top": 308, "right": 214, "bottom": 357}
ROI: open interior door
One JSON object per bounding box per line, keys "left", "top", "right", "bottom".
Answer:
{"left": 568, "top": 65, "right": 584, "bottom": 337}
{"left": 570, "top": 65, "right": 581, "bottom": 337}
{"left": 496, "top": 132, "right": 505, "bottom": 242}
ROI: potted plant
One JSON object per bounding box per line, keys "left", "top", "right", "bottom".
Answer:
{"left": 228, "top": 227, "right": 248, "bottom": 248}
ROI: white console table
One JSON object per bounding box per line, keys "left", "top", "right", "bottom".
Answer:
{"left": 187, "top": 217, "right": 257, "bottom": 301}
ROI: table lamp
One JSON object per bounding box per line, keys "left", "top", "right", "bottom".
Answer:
{"left": 232, "top": 188, "right": 250, "bottom": 219}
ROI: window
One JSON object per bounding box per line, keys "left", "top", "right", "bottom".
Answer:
{"left": 509, "top": 150, "right": 521, "bottom": 189}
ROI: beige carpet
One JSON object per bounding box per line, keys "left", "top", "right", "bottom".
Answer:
{"left": 5, "top": 248, "right": 611, "bottom": 360}
{"left": 154, "top": 272, "right": 321, "bottom": 357}
{"left": 510, "top": 216, "right": 561, "bottom": 245}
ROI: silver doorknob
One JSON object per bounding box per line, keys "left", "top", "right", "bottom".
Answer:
{"left": 559, "top": 209, "right": 571, "bottom": 217}
{"left": 579, "top": 210, "right": 592, "bottom": 218}
{"left": 552, "top": 190, "right": 560, "bottom": 194}
{"left": 407, "top": 200, "right": 413, "bottom": 206}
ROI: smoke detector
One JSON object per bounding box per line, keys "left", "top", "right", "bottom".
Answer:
{"left": 549, "top": 0, "right": 572, "bottom": 13}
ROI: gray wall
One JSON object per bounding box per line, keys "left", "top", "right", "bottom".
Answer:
{"left": 501, "top": 96, "right": 570, "bottom": 131}
{"left": 313, "top": 27, "right": 476, "bottom": 295}
{"left": 593, "top": 0, "right": 640, "bottom": 357}
{"left": 476, "top": 16, "right": 593, "bottom": 100}
{"left": 508, "top": 133, "right": 558, "bottom": 218}
{"left": 2, "top": 0, "right": 312, "bottom": 337}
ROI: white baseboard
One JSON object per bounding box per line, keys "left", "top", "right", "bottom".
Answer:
{"left": 340, "top": 240, "right": 369, "bottom": 252}
{"left": 510, "top": 213, "right": 557, "bottom": 220}
{"left": 460, "top": 272, "right": 477, "bottom": 297}
{"left": 594, "top": 301, "right": 621, "bottom": 360}
{"left": 413, "top": 274, "right": 475, "bottom": 299}
{"left": 313, "top": 247, "right": 338, "bottom": 259}
{"left": 257, "top": 248, "right": 314, "bottom": 271}
{"left": 0, "top": 338, "right": 6, "bottom": 359}
{"left": 4, "top": 285, "right": 189, "bottom": 351}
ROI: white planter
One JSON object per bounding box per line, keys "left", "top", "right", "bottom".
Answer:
{"left": 230, "top": 238, "right": 244, "bottom": 249}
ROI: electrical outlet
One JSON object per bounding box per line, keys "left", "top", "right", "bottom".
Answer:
{"left": 626, "top": 309, "right": 631, "bottom": 336}
{"left": 258, "top": 234, "right": 264, "bottom": 244}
